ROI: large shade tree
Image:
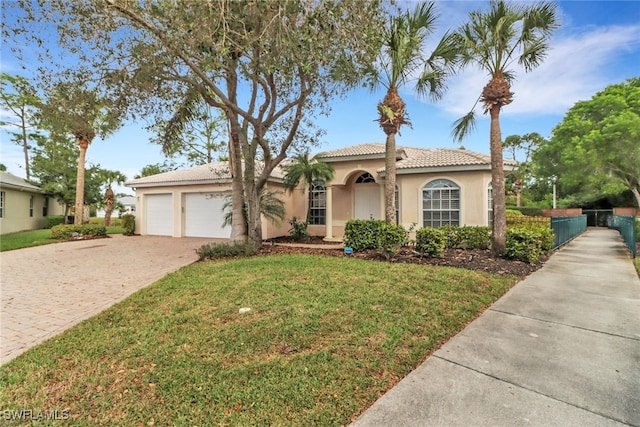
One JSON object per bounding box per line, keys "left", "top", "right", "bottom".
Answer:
{"left": 7, "top": 1, "right": 386, "bottom": 244}
{"left": 372, "top": 2, "right": 459, "bottom": 224}
{"left": 534, "top": 78, "right": 640, "bottom": 208}
{"left": 452, "top": 0, "right": 558, "bottom": 255}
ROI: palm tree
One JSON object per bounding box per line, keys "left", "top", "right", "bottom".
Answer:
{"left": 374, "top": 2, "right": 459, "bottom": 224}
{"left": 222, "top": 188, "right": 285, "bottom": 229}
{"left": 452, "top": 0, "right": 558, "bottom": 255}
{"left": 40, "top": 83, "right": 122, "bottom": 224}
{"left": 282, "top": 152, "right": 335, "bottom": 223}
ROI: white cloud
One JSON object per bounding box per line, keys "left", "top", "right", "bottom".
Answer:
{"left": 437, "top": 23, "right": 640, "bottom": 117}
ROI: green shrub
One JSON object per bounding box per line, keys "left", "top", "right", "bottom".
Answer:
{"left": 507, "top": 215, "right": 550, "bottom": 229}
{"left": 504, "top": 227, "right": 554, "bottom": 263}
{"left": 635, "top": 218, "right": 639, "bottom": 242}
{"left": 508, "top": 207, "right": 544, "bottom": 216}
{"left": 50, "top": 224, "right": 107, "bottom": 240}
{"left": 288, "top": 217, "right": 309, "bottom": 241}
{"left": 505, "top": 209, "right": 523, "bottom": 216}
{"left": 438, "top": 225, "right": 490, "bottom": 250}
{"left": 378, "top": 223, "right": 409, "bottom": 260}
{"left": 44, "top": 215, "right": 65, "bottom": 229}
{"left": 415, "top": 227, "right": 446, "bottom": 258}
{"left": 196, "top": 241, "right": 258, "bottom": 260}
{"left": 344, "top": 220, "right": 385, "bottom": 251}
{"left": 121, "top": 214, "right": 136, "bottom": 235}
{"left": 344, "top": 220, "right": 407, "bottom": 253}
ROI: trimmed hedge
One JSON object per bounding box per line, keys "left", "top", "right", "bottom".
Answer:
{"left": 415, "top": 227, "right": 446, "bottom": 257}
{"left": 506, "top": 215, "right": 550, "bottom": 229}
{"left": 51, "top": 224, "right": 107, "bottom": 240}
{"left": 343, "top": 220, "right": 407, "bottom": 252}
{"left": 44, "top": 215, "right": 66, "bottom": 229}
{"left": 196, "top": 241, "right": 258, "bottom": 260}
{"left": 440, "top": 225, "right": 491, "bottom": 249}
{"left": 504, "top": 227, "right": 554, "bottom": 263}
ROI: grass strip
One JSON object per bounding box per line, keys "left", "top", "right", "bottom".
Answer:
{"left": 0, "top": 254, "right": 517, "bottom": 425}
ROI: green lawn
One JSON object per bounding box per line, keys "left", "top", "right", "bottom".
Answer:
{"left": 0, "top": 227, "right": 125, "bottom": 252}
{"left": 0, "top": 254, "right": 517, "bottom": 426}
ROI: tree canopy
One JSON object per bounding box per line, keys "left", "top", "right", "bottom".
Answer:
{"left": 534, "top": 78, "right": 640, "bottom": 207}
{"left": 7, "top": 0, "right": 387, "bottom": 242}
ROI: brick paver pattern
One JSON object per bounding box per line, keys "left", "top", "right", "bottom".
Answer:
{"left": 0, "top": 235, "right": 215, "bottom": 364}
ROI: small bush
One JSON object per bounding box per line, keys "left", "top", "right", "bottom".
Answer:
{"left": 378, "top": 223, "right": 409, "bottom": 260}
{"left": 121, "top": 214, "right": 136, "bottom": 235}
{"left": 415, "top": 227, "right": 446, "bottom": 258}
{"left": 288, "top": 217, "right": 309, "bottom": 241}
{"left": 505, "top": 209, "right": 523, "bottom": 216}
{"left": 507, "top": 215, "right": 550, "bottom": 229}
{"left": 44, "top": 215, "right": 65, "bottom": 229}
{"left": 504, "top": 227, "right": 554, "bottom": 263}
{"left": 635, "top": 218, "right": 639, "bottom": 242}
{"left": 440, "top": 225, "right": 491, "bottom": 250}
{"left": 50, "top": 224, "right": 107, "bottom": 240}
{"left": 344, "top": 220, "right": 386, "bottom": 251}
{"left": 196, "top": 241, "right": 258, "bottom": 260}
{"left": 344, "top": 220, "right": 407, "bottom": 253}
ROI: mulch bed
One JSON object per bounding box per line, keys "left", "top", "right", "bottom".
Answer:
{"left": 262, "top": 236, "right": 547, "bottom": 279}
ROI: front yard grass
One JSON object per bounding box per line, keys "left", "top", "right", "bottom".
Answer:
{"left": 0, "top": 254, "right": 517, "bottom": 426}
{"left": 0, "top": 227, "right": 125, "bottom": 251}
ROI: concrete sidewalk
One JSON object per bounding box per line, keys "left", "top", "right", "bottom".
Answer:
{"left": 352, "top": 228, "right": 640, "bottom": 427}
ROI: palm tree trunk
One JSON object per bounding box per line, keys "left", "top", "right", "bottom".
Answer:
{"left": 384, "top": 132, "right": 397, "bottom": 224}
{"left": 74, "top": 138, "right": 89, "bottom": 225}
{"left": 104, "top": 186, "right": 114, "bottom": 227}
{"left": 489, "top": 106, "right": 506, "bottom": 255}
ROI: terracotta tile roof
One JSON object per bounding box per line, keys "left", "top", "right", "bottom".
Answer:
{"left": 318, "top": 143, "right": 388, "bottom": 158}
{"left": 0, "top": 171, "right": 41, "bottom": 192}
{"left": 318, "top": 143, "right": 515, "bottom": 171}
{"left": 125, "top": 162, "right": 286, "bottom": 187}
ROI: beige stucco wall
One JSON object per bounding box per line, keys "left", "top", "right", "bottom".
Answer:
{"left": 133, "top": 182, "right": 309, "bottom": 239}
{"left": 131, "top": 160, "right": 495, "bottom": 241}
{"left": 0, "top": 188, "right": 64, "bottom": 234}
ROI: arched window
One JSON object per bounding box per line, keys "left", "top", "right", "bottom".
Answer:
{"left": 309, "top": 181, "right": 326, "bottom": 225}
{"left": 355, "top": 172, "right": 376, "bottom": 183}
{"left": 422, "top": 179, "right": 460, "bottom": 227}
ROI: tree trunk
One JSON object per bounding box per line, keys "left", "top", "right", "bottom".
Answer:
{"left": 228, "top": 120, "right": 247, "bottom": 243}
{"left": 384, "top": 132, "right": 397, "bottom": 224}
{"left": 489, "top": 106, "right": 506, "bottom": 255}
{"left": 243, "top": 138, "right": 262, "bottom": 245}
{"left": 631, "top": 186, "right": 640, "bottom": 209}
{"left": 21, "top": 112, "right": 30, "bottom": 181}
{"left": 74, "top": 138, "right": 89, "bottom": 225}
{"left": 104, "top": 186, "right": 114, "bottom": 226}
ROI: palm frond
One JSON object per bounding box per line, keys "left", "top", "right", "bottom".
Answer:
{"left": 451, "top": 110, "right": 477, "bottom": 143}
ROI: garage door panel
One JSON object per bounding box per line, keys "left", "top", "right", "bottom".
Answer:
{"left": 184, "top": 193, "right": 229, "bottom": 238}
{"left": 146, "top": 194, "right": 172, "bottom": 236}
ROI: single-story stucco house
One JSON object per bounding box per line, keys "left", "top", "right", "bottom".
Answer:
{"left": 124, "top": 143, "right": 515, "bottom": 240}
{"left": 0, "top": 171, "right": 65, "bottom": 235}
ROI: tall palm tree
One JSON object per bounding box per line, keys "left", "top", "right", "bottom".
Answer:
{"left": 40, "top": 83, "right": 122, "bottom": 224}
{"left": 374, "top": 2, "right": 459, "bottom": 224}
{"left": 452, "top": 0, "right": 558, "bottom": 255}
{"left": 282, "top": 152, "right": 335, "bottom": 224}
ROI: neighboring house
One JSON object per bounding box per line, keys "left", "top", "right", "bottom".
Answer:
{"left": 95, "top": 195, "right": 136, "bottom": 218}
{"left": 125, "top": 143, "right": 515, "bottom": 240}
{"left": 0, "top": 171, "right": 65, "bottom": 235}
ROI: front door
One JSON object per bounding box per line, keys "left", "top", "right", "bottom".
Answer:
{"left": 354, "top": 185, "right": 381, "bottom": 220}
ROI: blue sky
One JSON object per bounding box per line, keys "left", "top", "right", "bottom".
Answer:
{"left": 1, "top": 1, "right": 639, "bottom": 196}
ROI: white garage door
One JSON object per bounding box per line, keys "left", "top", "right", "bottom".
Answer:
{"left": 146, "top": 194, "right": 173, "bottom": 236}
{"left": 184, "top": 192, "right": 230, "bottom": 238}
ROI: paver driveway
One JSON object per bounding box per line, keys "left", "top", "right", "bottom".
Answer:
{"left": 0, "top": 235, "right": 216, "bottom": 365}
